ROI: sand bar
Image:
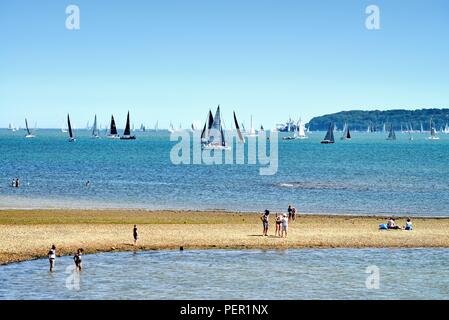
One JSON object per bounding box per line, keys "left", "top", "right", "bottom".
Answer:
{"left": 1, "top": 209, "right": 449, "bottom": 265}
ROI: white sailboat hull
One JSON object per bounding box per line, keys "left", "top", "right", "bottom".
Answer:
{"left": 202, "top": 144, "right": 231, "bottom": 151}
{"left": 25, "top": 134, "right": 35, "bottom": 138}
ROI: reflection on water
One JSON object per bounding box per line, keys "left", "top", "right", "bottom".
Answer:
{"left": 1, "top": 249, "right": 448, "bottom": 300}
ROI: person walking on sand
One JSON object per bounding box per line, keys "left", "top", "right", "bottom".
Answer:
{"left": 48, "top": 245, "right": 56, "bottom": 272}
{"left": 275, "top": 213, "right": 282, "bottom": 237}
{"left": 133, "top": 225, "right": 138, "bottom": 245}
{"left": 281, "top": 213, "right": 288, "bottom": 238}
{"left": 74, "top": 248, "right": 84, "bottom": 271}
{"left": 260, "top": 209, "right": 270, "bottom": 236}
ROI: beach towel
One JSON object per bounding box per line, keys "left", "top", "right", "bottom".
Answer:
{"left": 379, "top": 223, "right": 388, "bottom": 230}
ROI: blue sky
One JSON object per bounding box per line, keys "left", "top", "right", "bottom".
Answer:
{"left": 1, "top": 0, "right": 449, "bottom": 129}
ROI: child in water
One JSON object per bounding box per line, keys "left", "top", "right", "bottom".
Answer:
{"left": 48, "top": 245, "right": 56, "bottom": 272}
{"left": 73, "top": 248, "right": 84, "bottom": 271}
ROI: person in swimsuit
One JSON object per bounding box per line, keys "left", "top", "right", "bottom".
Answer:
{"left": 48, "top": 245, "right": 56, "bottom": 272}
{"left": 133, "top": 225, "right": 138, "bottom": 245}
{"left": 261, "top": 209, "right": 269, "bottom": 236}
{"left": 387, "top": 218, "right": 402, "bottom": 230}
{"left": 275, "top": 213, "right": 282, "bottom": 237}
{"left": 74, "top": 248, "right": 84, "bottom": 271}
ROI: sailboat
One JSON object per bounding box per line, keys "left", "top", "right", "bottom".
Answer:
{"left": 202, "top": 105, "right": 230, "bottom": 150}
{"left": 408, "top": 123, "right": 414, "bottom": 141}
{"left": 91, "top": 115, "right": 100, "bottom": 138}
{"left": 233, "top": 111, "right": 245, "bottom": 144}
{"left": 340, "top": 122, "right": 351, "bottom": 140}
{"left": 427, "top": 118, "right": 440, "bottom": 140}
{"left": 168, "top": 122, "right": 175, "bottom": 133}
{"left": 246, "top": 115, "right": 257, "bottom": 137}
{"left": 120, "top": 111, "right": 136, "bottom": 140}
{"left": 201, "top": 110, "right": 214, "bottom": 143}
{"left": 140, "top": 123, "right": 146, "bottom": 132}
{"left": 297, "top": 118, "right": 308, "bottom": 139}
{"left": 107, "top": 115, "right": 120, "bottom": 139}
{"left": 321, "top": 123, "right": 335, "bottom": 144}
{"left": 154, "top": 120, "right": 159, "bottom": 131}
{"left": 24, "top": 118, "right": 35, "bottom": 138}
{"left": 8, "top": 123, "right": 17, "bottom": 131}
{"left": 67, "top": 114, "right": 76, "bottom": 142}
{"left": 386, "top": 124, "right": 396, "bottom": 140}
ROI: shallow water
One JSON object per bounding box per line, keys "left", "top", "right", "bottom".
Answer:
{"left": 0, "top": 249, "right": 448, "bottom": 299}
{"left": 1, "top": 129, "right": 449, "bottom": 215}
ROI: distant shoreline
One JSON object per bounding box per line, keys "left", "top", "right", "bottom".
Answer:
{"left": 1, "top": 209, "right": 449, "bottom": 266}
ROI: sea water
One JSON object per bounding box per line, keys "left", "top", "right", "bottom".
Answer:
{"left": 0, "top": 249, "right": 448, "bottom": 299}
{"left": 1, "top": 129, "right": 449, "bottom": 216}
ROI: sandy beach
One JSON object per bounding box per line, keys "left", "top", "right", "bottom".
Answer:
{"left": 1, "top": 209, "right": 449, "bottom": 265}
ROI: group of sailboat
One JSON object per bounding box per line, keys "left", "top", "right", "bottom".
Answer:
{"left": 201, "top": 105, "right": 231, "bottom": 150}
{"left": 283, "top": 118, "right": 308, "bottom": 140}
{"left": 65, "top": 112, "right": 136, "bottom": 142}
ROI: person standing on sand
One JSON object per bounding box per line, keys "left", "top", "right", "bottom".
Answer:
{"left": 48, "top": 245, "right": 56, "bottom": 272}
{"left": 11, "top": 178, "right": 16, "bottom": 187}
{"left": 287, "top": 205, "right": 293, "bottom": 222}
{"left": 281, "top": 213, "right": 288, "bottom": 238}
{"left": 291, "top": 206, "right": 297, "bottom": 222}
{"left": 133, "top": 225, "right": 138, "bottom": 245}
{"left": 260, "top": 209, "right": 270, "bottom": 236}
{"left": 74, "top": 248, "right": 84, "bottom": 271}
{"left": 15, "top": 178, "right": 20, "bottom": 188}
{"left": 275, "top": 213, "right": 282, "bottom": 237}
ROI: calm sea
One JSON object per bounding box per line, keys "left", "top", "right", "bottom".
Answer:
{"left": 1, "top": 249, "right": 448, "bottom": 299}
{"left": 1, "top": 129, "right": 449, "bottom": 216}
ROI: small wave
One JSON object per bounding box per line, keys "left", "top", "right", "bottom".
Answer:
{"left": 275, "top": 182, "right": 366, "bottom": 191}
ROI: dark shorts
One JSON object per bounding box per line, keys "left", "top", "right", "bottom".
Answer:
{"left": 263, "top": 221, "right": 269, "bottom": 229}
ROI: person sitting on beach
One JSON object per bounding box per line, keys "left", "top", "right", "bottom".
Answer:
{"left": 260, "top": 209, "right": 270, "bottom": 236}
{"left": 404, "top": 218, "right": 413, "bottom": 231}
{"left": 48, "top": 245, "right": 56, "bottom": 272}
{"left": 74, "top": 248, "right": 84, "bottom": 271}
{"left": 133, "top": 225, "right": 138, "bottom": 245}
{"left": 275, "top": 213, "right": 282, "bottom": 237}
{"left": 281, "top": 213, "right": 288, "bottom": 238}
{"left": 287, "top": 205, "right": 293, "bottom": 222}
{"left": 387, "top": 218, "right": 402, "bottom": 230}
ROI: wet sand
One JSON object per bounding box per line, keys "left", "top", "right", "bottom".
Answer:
{"left": 1, "top": 209, "right": 449, "bottom": 265}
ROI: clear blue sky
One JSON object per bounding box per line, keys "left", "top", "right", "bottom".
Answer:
{"left": 1, "top": 0, "right": 448, "bottom": 129}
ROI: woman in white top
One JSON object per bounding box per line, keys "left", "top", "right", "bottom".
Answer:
{"left": 281, "top": 214, "right": 288, "bottom": 238}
